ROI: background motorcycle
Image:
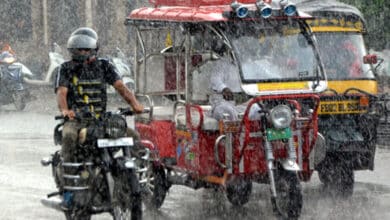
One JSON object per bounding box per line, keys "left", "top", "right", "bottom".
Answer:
{"left": 41, "top": 107, "right": 148, "bottom": 219}
{"left": 24, "top": 43, "right": 135, "bottom": 94}
{"left": 0, "top": 50, "right": 32, "bottom": 110}
{"left": 106, "top": 47, "right": 135, "bottom": 94}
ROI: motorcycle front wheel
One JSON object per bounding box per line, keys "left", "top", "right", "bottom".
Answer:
{"left": 112, "top": 169, "right": 143, "bottom": 220}
{"left": 64, "top": 210, "right": 91, "bottom": 220}
{"left": 142, "top": 165, "right": 169, "bottom": 210}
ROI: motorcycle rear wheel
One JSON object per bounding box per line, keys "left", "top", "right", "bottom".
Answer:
{"left": 112, "top": 169, "right": 143, "bottom": 220}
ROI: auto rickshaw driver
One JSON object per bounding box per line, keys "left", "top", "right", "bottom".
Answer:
{"left": 202, "top": 34, "right": 264, "bottom": 121}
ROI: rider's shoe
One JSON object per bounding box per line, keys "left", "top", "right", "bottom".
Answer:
{"left": 60, "top": 191, "right": 73, "bottom": 210}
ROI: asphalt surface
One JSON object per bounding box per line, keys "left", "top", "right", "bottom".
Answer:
{"left": 0, "top": 89, "right": 390, "bottom": 220}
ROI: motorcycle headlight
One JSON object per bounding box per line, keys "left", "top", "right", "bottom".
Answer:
{"left": 269, "top": 105, "right": 293, "bottom": 129}
{"left": 104, "top": 114, "right": 127, "bottom": 139}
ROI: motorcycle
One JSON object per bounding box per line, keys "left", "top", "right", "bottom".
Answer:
{"left": 107, "top": 47, "right": 135, "bottom": 93}
{"left": 0, "top": 50, "right": 32, "bottom": 110}
{"left": 41, "top": 107, "right": 148, "bottom": 220}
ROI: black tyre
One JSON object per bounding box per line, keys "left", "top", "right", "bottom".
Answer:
{"left": 142, "top": 166, "right": 168, "bottom": 210}
{"left": 64, "top": 211, "right": 91, "bottom": 220}
{"left": 12, "top": 92, "right": 26, "bottom": 110}
{"left": 317, "top": 157, "right": 354, "bottom": 198}
{"left": 226, "top": 178, "right": 252, "bottom": 206}
{"left": 112, "top": 169, "right": 143, "bottom": 220}
{"left": 272, "top": 169, "right": 302, "bottom": 219}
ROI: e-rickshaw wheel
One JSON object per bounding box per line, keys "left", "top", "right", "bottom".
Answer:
{"left": 226, "top": 177, "right": 252, "bottom": 206}
{"left": 142, "top": 166, "right": 169, "bottom": 210}
{"left": 317, "top": 156, "right": 354, "bottom": 198}
{"left": 272, "top": 169, "right": 302, "bottom": 219}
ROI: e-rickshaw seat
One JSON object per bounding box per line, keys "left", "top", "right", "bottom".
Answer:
{"left": 141, "top": 104, "right": 219, "bottom": 131}
{"left": 175, "top": 105, "right": 219, "bottom": 131}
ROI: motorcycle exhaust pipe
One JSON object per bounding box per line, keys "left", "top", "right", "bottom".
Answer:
{"left": 41, "top": 157, "right": 52, "bottom": 166}
{"left": 41, "top": 197, "right": 63, "bottom": 212}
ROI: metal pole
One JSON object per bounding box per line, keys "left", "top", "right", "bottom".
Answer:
{"left": 85, "top": 0, "right": 93, "bottom": 27}
{"left": 42, "top": 0, "right": 48, "bottom": 45}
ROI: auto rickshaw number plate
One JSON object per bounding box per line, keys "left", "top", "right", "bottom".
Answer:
{"left": 266, "top": 127, "right": 292, "bottom": 141}
{"left": 318, "top": 100, "right": 367, "bottom": 115}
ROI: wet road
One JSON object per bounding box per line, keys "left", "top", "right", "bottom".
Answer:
{"left": 1, "top": 92, "right": 390, "bottom": 220}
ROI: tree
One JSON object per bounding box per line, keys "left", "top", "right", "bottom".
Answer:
{"left": 340, "top": 0, "right": 389, "bottom": 50}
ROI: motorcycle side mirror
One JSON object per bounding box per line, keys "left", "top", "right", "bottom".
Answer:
{"left": 363, "top": 54, "right": 378, "bottom": 64}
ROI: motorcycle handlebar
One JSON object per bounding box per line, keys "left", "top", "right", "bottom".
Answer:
{"left": 54, "top": 107, "right": 151, "bottom": 120}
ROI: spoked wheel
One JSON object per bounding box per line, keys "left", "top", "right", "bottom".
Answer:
{"left": 226, "top": 177, "right": 252, "bottom": 206}
{"left": 112, "top": 170, "right": 143, "bottom": 220}
{"left": 317, "top": 156, "right": 354, "bottom": 198}
{"left": 141, "top": 165, "right": 169, "bottom": 210}
{"left": 12, "top": 92, "right": 26, "bottom": 111}
{"left": 272, "top": 169, "right": 302, "bottom": 220}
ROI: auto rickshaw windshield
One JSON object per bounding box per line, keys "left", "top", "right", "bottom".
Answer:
{"left": 227, "top": 20, "right": 321, "bottom": 83}
{"left": 315, "top": 33, "right": 375, "bottom": 80}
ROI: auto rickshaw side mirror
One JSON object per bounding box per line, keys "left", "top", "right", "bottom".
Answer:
{"left": 363, "top": 54, "right": 378, "bottom": 64}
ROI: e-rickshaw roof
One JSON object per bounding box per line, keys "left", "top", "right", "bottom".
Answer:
{"left": 294, "top": 0, "right": 367, "bottom": 32}
{"left": 125, "top": 0, "right": 312, "bottom": 24}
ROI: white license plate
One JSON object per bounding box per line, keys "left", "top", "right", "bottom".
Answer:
{"left": 97, "top": 137, "right": 134, "bottom": 148}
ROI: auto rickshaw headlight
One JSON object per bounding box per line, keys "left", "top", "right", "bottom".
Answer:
{"left": 270, "top": 105, "right": 293, "bottom": 129}
{"left": 280, "top": 0, "right": 297, "bottom": 16}
{"left": 231, "top": 2, "right": 249, "bottom": 18}
{"left": 256, "top": 2, "right": 272, "bottom": 18}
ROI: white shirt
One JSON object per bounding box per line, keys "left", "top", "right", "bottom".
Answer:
{"left": 198, "top": 56, "right": 241, "bottom": 107}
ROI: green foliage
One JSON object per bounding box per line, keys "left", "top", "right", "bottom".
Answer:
{"left": 339, "top": 0, "right": 389, "bottom": 50}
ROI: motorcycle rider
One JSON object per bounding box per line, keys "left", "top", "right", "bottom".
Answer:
{"left": 54, "top": 27, "right": 144, "bottom": 165}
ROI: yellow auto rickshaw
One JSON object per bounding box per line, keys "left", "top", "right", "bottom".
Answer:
{"left": 296, "top": 0, "right": 382, "bottom": 197}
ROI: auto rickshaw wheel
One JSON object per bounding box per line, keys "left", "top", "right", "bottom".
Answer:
{"left": 272, "top": 169, "right": 302, "bottom": 219}
{"left": 317, "top": 157, "right": 354, "bottom": 198}
{"left": 142, "top": 166, "right": 169, "bottom": 210}
{"left": 226, "top": 177, "right": 252, "bottom": 206}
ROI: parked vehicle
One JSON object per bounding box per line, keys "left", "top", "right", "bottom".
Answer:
{"left": 41, "top": 107, "right": 148, "bottom": 219}
{"left": 126, "top": 0, "right": 327, "bottom": 219}
{"left": 0, "top": 50, "right": 32, "bottom": 110}
{"left": 24, "top": 43, "right": 134, "bottom": 94}
{"left": 107, "top": 48, "right": 135, "bottom": 93}
{"left": 296, "top": 0, "right": 384, "bottom": 197}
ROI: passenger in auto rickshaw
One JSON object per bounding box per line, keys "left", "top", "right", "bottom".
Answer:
{"left": 320, "top": 38, "right": 363, "bottom": 79}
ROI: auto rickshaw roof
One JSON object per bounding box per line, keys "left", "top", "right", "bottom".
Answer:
{"left": 294, "top": 0, "right": 367, "bottom": 29}
{"left": 148, "top": 0, "right": 259, "bottom": 7}
{"left": 126, "top": 0, "right": 312, "bottom": 24}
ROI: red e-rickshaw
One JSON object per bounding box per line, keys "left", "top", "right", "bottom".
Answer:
{"left": 126, "top": 0, "right": 327, "bottom": 218}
